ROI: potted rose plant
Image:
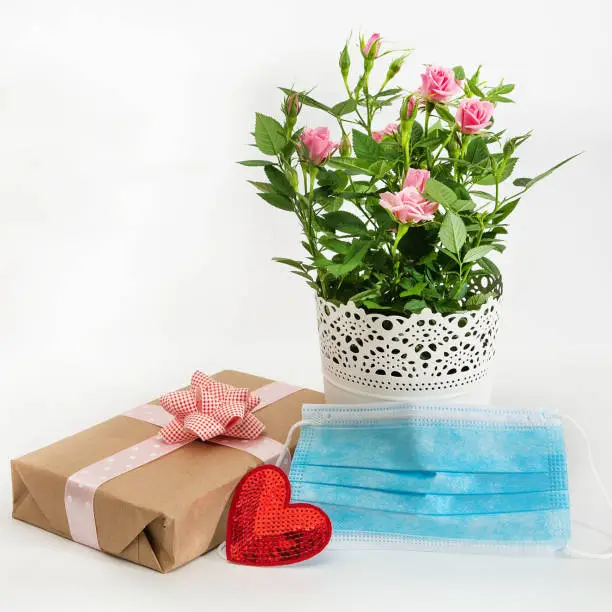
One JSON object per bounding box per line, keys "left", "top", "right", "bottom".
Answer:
{"left": 241, "top": 33, "right": 578, "bottom": 403}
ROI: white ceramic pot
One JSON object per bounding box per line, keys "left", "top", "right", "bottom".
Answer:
{"left": 316, "top": 296, "right": 501, "bottom": 405}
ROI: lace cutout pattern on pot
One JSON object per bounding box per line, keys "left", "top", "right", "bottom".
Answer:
{"left": 316, "top": 296, "right": 501, "bottom": 395}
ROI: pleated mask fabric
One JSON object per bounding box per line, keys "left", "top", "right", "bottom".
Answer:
{"left": 289, "top": 403, "right": 571, "bottom": 554}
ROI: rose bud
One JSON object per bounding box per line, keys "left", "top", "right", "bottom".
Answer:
{"left": 339, "top": 133, "right": 352, "bottom": 157}
{"left": 361, "top": 33, "right": 381, "bottom": 59}
{"left": 285, "top": 93, "right": 301, "bottom": 118}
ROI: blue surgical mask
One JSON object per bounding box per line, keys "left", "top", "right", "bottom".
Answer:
{"left": 282, "top": 403, "right": 610, "bottom": 558}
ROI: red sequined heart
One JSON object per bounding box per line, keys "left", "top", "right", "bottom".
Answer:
{"left": 226, "top": 465, "right": 332, "bottom": 566}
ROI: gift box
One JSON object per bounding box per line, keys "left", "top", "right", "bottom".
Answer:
{"left": 11, "top": 370, "right": 323, "bottom": 572}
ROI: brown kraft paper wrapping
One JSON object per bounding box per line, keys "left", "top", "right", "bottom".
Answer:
{"left": 11, "top": 370, "right": 324, "bottom": 573}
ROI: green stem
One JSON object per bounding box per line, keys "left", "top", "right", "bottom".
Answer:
{"left": 364, "top": 87, "right": 373, "bottom": 134}
{"left": 391, "top": 223, "right": 409, "bottom": 284}
{"left": 299, "top": 165, "right": 328, "bottom": 298}
{"left": 453, "top": 215, "right": 486, "bottom": 300}
{"left": 424, "top": 106, "right": 432, "bottom": 169}
{"left": 362, "top": 62, "right": 374, "bottom": 135}
{"left": 433, "top": 127, "right": 456, "bottom": 166}
{"left": 494, "top": 177, "right": 500, "bottom": 212}
{"left": 344, "top": 78, "right": 368, "bottom": 129}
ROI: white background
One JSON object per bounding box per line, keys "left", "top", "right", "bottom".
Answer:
{"left": 1, "top": 1, "right": 611, "bottom": 610}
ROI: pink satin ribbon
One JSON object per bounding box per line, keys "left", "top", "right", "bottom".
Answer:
{"left": 65, "top": 381, "right": 301, "bottom": 550}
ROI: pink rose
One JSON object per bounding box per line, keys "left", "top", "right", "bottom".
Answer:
{"left": 379, "top": 187, "right": 438, "bottom": 224}
{"left": 372, "top": 123, "right": 398, "bottom": 143}
{"left": 455, "top": 98, "right": 494, "bottom": 134}
{"left": 403, "top": 168, "right": 430, "bottom": 192}
{"left": 420, "top": 65, "right": 461, "bottom": 103}
{"left": 299, "top": 127, "right": 339, "bottom": 165}
{"left": 362, "top": 33, "right": 381, "bottom": 58}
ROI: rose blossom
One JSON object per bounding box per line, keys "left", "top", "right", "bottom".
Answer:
{"left": 420, "top": 65, "right": 461, "bottom": 103}
{"left": 362, "top": 33, "right": 381, "bottom": 58}
{"left": 403, "top": 167, "right": 430, "bottom": 192}
{"left": 379, "top": 187, "right": 438, "bottom": 224}
{"left": 299, "top": 127, "right": 339, "bottom": 165}
{"left": 372, "top": 122, "right": 398, "bottom": 143}
{"left": 455, "top": 98, "right": 494, "bottom": 134}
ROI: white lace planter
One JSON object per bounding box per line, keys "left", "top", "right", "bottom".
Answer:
{"left": 316, "top": 296, "right": 501, "bottom": 405}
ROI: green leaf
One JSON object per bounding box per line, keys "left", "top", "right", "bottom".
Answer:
{"left": 513, "top": 152, "right": 582, "bottom": 190}
{"left": 326, "top": 240, "right": 372, "bottom": 276}
{"left": 264, "top": 165, "right": 294, "bottom": 197}
{"left": 491, "top": 198, "right": 520, "bottom": 222}
{"left": 248, "top": 180, "right": 274, "bottom": 193}
{"left": 349, "top": 288, "right": 381, "bottom": 304}
{"left": 317, "top": 169, "right": 347, "bottom": 190}
{"left": 398, "top": 224, "right": 438, "bottom": 261}
{"left": 470, "top": 189, "right": 496, "bottom": 201}
{"left": 491, "top": 83, "right": 515, "bottom": 95}
{"left": 435, "top": 104, "right": 455, "bottom": 125}
{"left": 331, "top": 98, "right": 357, "bottom": 116}
{"left": 320, "top": 196, "right": 343, "bottom": 212}
{"left": 272, "top": 257, "right": 306, "bottom": 270}
{"left": 362, "top": 300, "right": 393, "bottom": 310}
{"left": 439, "top": 211, "right": 467, "bottom": 254}
{"left": 404, "top": 299, "right": 427, "bottom": 313}
{"left": 463, "top": 245, "right": 494, "bottom": 263}
{"left": 475, "top": 157, "right": 518, "bottom": 185}
{"left": 321, "top": 210, "right": 368, "bottom": 235}
{"left": 479, "top": 257, "right": 501, "bottom": 278}
{"left": 399, "top": 281, "right": 427, "bottom": 297}
{"left": 379, "top": 141, "right": 403, "bottom": 162}
{"left": 439, "top": 247, "right": 459, "bottom": 263}
{"left": 238, "top": 160, "right": 270, "bottom": 167}
{"left": 368, "top": 159, "right": 394, "bottom": 178}
{"left": 451, "top": 199, "right": 476, "bottom": 213}
{"left": 279, "top": 88, "right": 331, "bottom": 113}
{"left": 467, "top": 66, "right": 485, "bottom": 97}
{"left": 327, "top": 157, "right": 375, "bottom": 176}
{"left": 377, "top": 87, "right": 403, "bottom": 97}
{"left": 254, "top": 113, "right": 286, "bottom": 156}
{"left": 453, "top": 66, "right": 466, "bottom": 80}
{"left": 465, "top": 292, "right": 495, "bottom": 309}
{"left": 411, "top": 122, "right": 423, "bottom": 143}
{"left": 414, "top": 129, "right": 448, "bottom": 150}
{"left": 512, "top": 178, "right": 531, "bottom": 187}
{"left": 319, "top": 236, "right": 350, "bottom": 254}
{"left": 257, "top": 192, "right": 293, "bottom": 211}
{"left": 290, "top": 270, "right": 316, "bottom": 289}
{"left": 369, "top": 203, "right": 395, "bottom": 230}
{"left": 352, "top": 130, "right": 380, "bottom": 160}
{"left": 465, "top": 137, "right": 489, "bottom": 164}
{"left": 424, "top": 178, "right": 458, "bottom": 208}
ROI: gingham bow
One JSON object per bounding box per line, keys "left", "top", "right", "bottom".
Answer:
{"left": 158, "top": 371, "right": 265, "bottom": 444}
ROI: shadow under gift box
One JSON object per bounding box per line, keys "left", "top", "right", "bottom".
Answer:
{"left": 11, "top": 370, "right": 323, "bottom": 573}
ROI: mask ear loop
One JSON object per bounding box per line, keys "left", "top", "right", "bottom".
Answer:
{"left": 216, "top": 420, "right": 310, "bottom": 562}
{"left": 274, "top": 419, "right": 309, "bottom": 469}
{"left": 562, "top": 414, "right": 612, "bottom": 559}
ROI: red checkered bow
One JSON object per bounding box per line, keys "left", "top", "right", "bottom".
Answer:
{"left": 158, "top": 371, "right": 265, "bottom": 444}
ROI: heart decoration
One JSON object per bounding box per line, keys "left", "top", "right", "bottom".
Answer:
{"left": 226, "top": 465, "right": 332, "bottom": 566}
